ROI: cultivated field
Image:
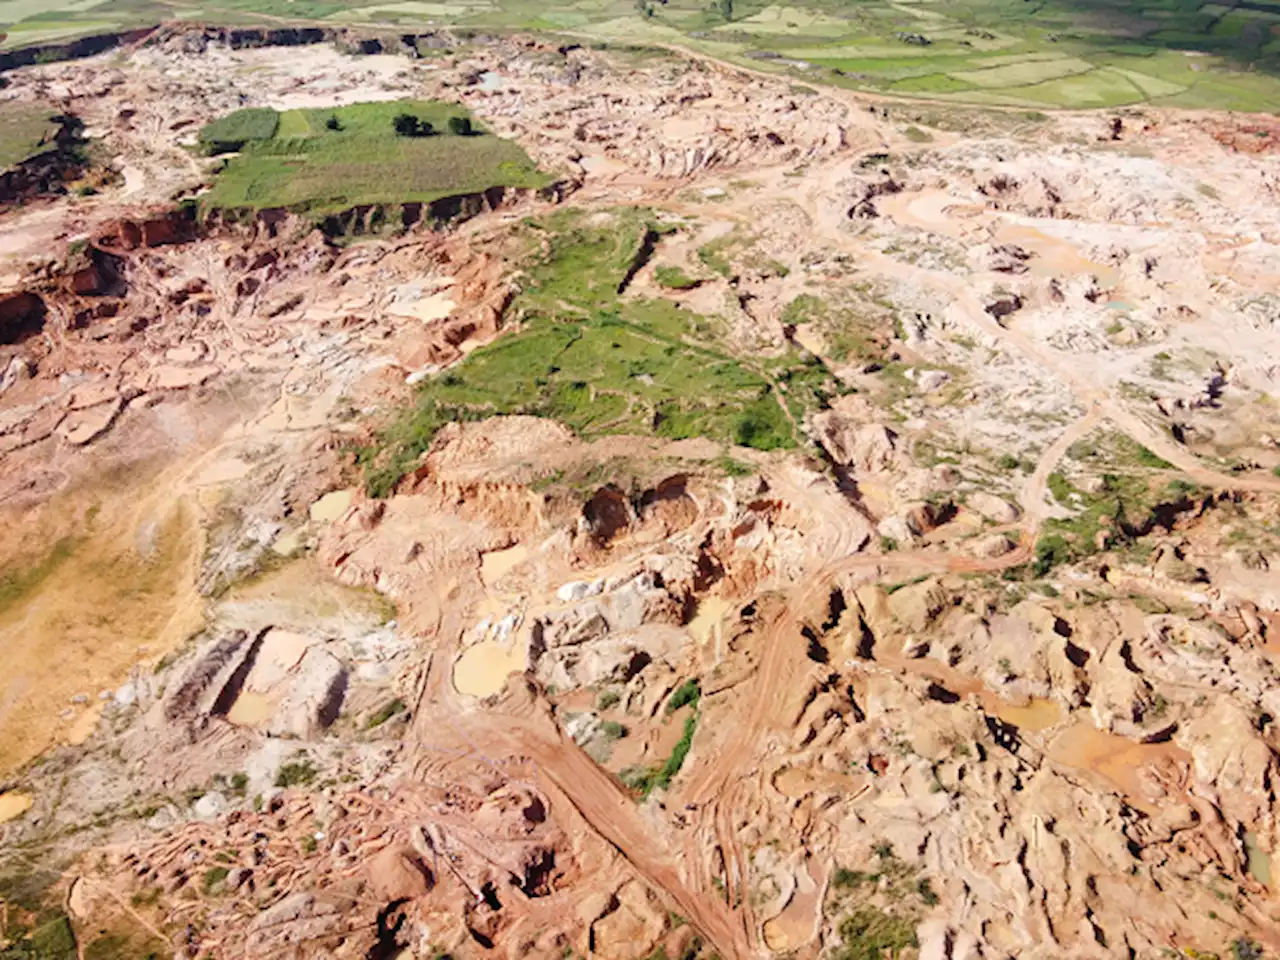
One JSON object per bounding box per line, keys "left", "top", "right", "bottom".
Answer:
{"left": 4, "top": 0, "right": 1280, "bottom": 111}
{"left": 200, "top": 99, "right": 549, "bottom": 213}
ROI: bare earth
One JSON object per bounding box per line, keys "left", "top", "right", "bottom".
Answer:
{"left": 3, "top": 27, "right": 1280, "bottom": 960}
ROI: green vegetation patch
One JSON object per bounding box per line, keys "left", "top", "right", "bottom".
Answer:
{"left": 274, "top": 754, "right": 318, "bottom": 788}
{"left": 201, "top": 99, "right": 549, "bottom": 214}
{"left": 622, "top": 678, "right": 701, "bottom": 797}
{"left": 1026, "top": 431, "right": 1196, "bottom": 576}
{"left": 197, "top": 106, "right": 279, "bottom": 154}
{"left": 950, "top": 56, "right": 1095, "bottom": 88}
{"left": 0, "top": 102, "right": 60, "bottom": 169}
{"left": 654, "top": 265, "right": 700, "bottom": 289}
{"left": 665, "top": 677, "right": 701, "bottom": 712}
{"left": 0, "top": 915, "right": 77, "bottom": 959}
{"left": 359, "top": 209, "right": 805, "bottom": 497}
{"left": 780, "top": 292, "right": 891, "bottom": 365}
{"left": 828, "top": 847, "right": 936, "bottom": 960}
{"left": 366, "top": 697, "right": 407, "bottom": 729}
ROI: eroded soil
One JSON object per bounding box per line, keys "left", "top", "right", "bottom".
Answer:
{"left": 2, "top": 28, "right": 1280, "bottom": 960}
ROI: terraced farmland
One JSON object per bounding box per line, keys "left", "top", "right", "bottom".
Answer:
{"left": 200, "top": 99, "right": 550, "bottom": 214}
{"left": 6, "top": 0, "right": 1280, "bottom": 111}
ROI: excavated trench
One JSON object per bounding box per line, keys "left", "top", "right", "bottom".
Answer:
{"left": 0, "top": 291, "right": 45, "bottom": 344}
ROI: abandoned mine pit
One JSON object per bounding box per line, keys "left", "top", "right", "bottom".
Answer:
{"left": 2, "top": 12, "right": 1280, "bottom": 960}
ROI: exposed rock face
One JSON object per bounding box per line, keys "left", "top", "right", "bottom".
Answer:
{"left": 269, "top": 646, "right": 348, "bottom": 738}
{"left": 813, "top": 400, "right": 900, "bottom": 473}
{"left": 1178, "top": 699, "right": 1278, "bottom": 828}
{"left": 0, "top": 291, "right": 44, "bottom": 344}
{"left": 367, "top": 846, "right": 434, "bottom": 901}
{"left": 584, "top": 485, "right": 633, "bottom": 544}
{"left": 887, "top": 578, "right": 950, "bottom": 634}
{"left": 101, "top": 210, "right": 198, "bottom": 250}
{"left": 979, "top": 243, "right": 1033, "bottom": 273}
{"left": 533, "top": 569, "right": 686, "bottom": 688}
{"left": 968, "top": 491, "right": 1020, "bottom": 524}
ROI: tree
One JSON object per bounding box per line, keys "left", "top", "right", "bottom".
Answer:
{"left": 716, "top": 0, "right": 732, "bottom": 19}
{"left": 393, "top": 113, "right": 424, "bottom": 137}
{"left": 325, "top": 115, "right": 342, "bottom": 131}
{"left": 447, "top": 115, "right": 472, "bottom": 136}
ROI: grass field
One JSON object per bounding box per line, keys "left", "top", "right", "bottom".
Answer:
{"left": 0, "top": 102, "right": 59, "bottom": 169}
{"left": 5, "top": 0, "right": 1280, "bottom": 113}
{"left": 359, "top": 208, "right": 825, "bottom": 496}
{"left": 200, "top": 99, "right": 549, "bottom": 213}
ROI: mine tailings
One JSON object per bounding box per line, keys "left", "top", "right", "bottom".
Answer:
{"left": 0, "top": 22, "right": 467, "bottom": 77}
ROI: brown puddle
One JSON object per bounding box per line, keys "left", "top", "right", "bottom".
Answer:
{"left": 453, "top": 628, "right": 528, "bottom": 698}
{"left": 995, "top": 223, "right": 1121, "bottom": 287}
{"left": 309, "top": 488, "right": 354, "bottom": 524}
{"left": 1046, "top": 722, "right": 1190, "bottom": 814}
{"left": 1246, "top": 832, "right": 1272, "bottom": 888}
{"left": 990, "top": 697, "right": 1063, "bottom": 732}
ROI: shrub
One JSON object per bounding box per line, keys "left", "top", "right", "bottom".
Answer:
{"left": 274, "top": 756, "right": 318, "bottom": 788}
{"left": 1032, "top": 534, "right": 1071, "bottom": 576}
{"left": 596, "top": 689, "right": 621, "bottom": 710}
{"left": 833, "top": 867, "right": 869, "bottom": 888}
{"left": 996, "top": 453, "right": 1020, "bottom": 471}
{"left": 325, "top": 115, "right": 342, "bottom": 131}
{"left": 367, "top": 697, "right": 407, "bottom": 728}
{"left": 393, "top": 113, "right": 433, "bottom": 137}
{"left": 833, "top": 906, "right": 918, "bottom": 960}
{"left": 666, "top": 678, "right": 701, "bottom": 713}
{"left": 202, "top": 867, "right": 230, "bottom": 893}
{"left": 654, "top": 265, "right": 699, "bottom": 290}
{"left": 734, "top": 405, "right": 788, "bottom": 451}
{"left": 599, "top": 720, "right": 627, "bottom": 740}
{"left": 447, "top": 115, "right": 473, "bottom": 136}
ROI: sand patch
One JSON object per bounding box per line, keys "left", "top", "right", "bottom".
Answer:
{"left": 773, "top": 765, "right": 862, "bottom": 798}
{"left": 0, "top": 792, "right": 32, "bottom": 823}
{"left": 310, "top": 489, "right": 354, "bottom": 523}
{"left": 579, "top": 154, "right": 628, "bottom": 177}
{"left": 0, "top": 490, "right": 201, "bottom": 774}
{"left": 193, "top": 455, "right": 253, "bottom": 487}
{"left": 480, "top": 544, "right": 529, "bottom": 588}
{"left": 65, "top": 702, "right": 104, "bottom": 746}
{"left": 763, "top": 859, "right": 824, "bottom": 952}
{"left": 388, "top": 278, "right": 457, "bottom": 323}
{"left": 792, "top": 324, "right": 827, "bottom": 358}
{"left": 687, "top": 595, "right": 731, "bottom": 646}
